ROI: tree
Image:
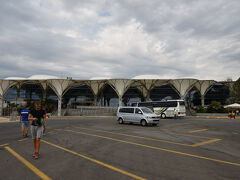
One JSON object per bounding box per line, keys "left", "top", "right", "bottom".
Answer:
{"left": 231, "top": 77, "right": 240, "bottom": 103}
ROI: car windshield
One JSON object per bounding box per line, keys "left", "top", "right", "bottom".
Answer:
{"left": 141, "top": 107, "right": 153, "bottom": 114}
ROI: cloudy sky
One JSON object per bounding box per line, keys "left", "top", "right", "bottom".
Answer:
{"left": 0, "top": 0, "right": 239, "bottom": 81}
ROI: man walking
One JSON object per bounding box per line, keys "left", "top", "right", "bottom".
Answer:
{"left": 20, "top": 106, "right": 30, "bottom": 137}
{"left": 29, "top": 101, "right": 46, "bottom": 159}
{"left": 173, "top": 108, "right": 178, "bottom": 119}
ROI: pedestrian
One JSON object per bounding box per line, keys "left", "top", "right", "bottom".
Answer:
{"left": 228, "top": 111, "right": 232, "bottom": 119}
{"left": 173, "top": 108, "right": 178, "bottom": 119}
{"left": 232, "top": 110, "right": 236, "bottom": 119}
{"left": 29, "top": 101, "right": 47, "bottom": 159}
{"left": 236, "top": 109, "right": 239, "bottom": 116}
{"left": 19, "top": 106, "right": 30, "bottom": 137}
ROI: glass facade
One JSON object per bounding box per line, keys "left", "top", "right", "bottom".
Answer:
{"left": 4, "top": 83, "right": 43, "bottom": 102}
{"left": 45, "top": 87, "right": 58, "bottom": 112}
{"left": 97, "top": 84, "right": 118, "bottom": 106}
{"left": 122, "top": 86, "right": 144, "bottom": 106}
{"left": 204, "top": 83, "right": 230, "bottom": 105}
{"left": 3, "top": 83, "right": 43, "bottom": 116}
{"left": 186, "top": 87, "right": 201, "bottom": 107}
{"left": 62, "top": 84, "right": 94, "bottom": 108}
{"left": 150, "top": 84, "right": 180, "bottom": 101}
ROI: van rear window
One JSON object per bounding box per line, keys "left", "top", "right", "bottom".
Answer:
{"left": 179, "top": 101, "right": 185, "bottom": 106}
{"left": 119, "top": 108, "right": 134, "bottom": 113}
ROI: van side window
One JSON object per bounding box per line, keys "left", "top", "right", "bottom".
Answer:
{"left": 127, "top": 108, "right": 134, "bottom": 113}
{"left": 119, "top": 108, "right": 134, "bottom": 113}
{"left": 135, "top": 108, "right": 142, "bottom": 114}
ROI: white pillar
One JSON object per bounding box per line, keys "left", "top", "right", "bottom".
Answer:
{"left": 0, "top": 97, "right": 3, "bottom": 116}
{"left": 201, "top": 95, "right": 205, "bottom": 107}
{"left": 43, "top": 89, "right": 47, "bottom": 101}
{"left": 58, "top": 96, "right": 62, "bottom": 117}
{"left": 93, "top": 95, "right": 97, "bottom": 106}
{"left": 180, "top": 94, "right": 185, "bottom": 100}
{"left": 146, "top": 91, "right": 151, "bottom": 101}
{"left": 118, "top": 96, "right": 122, "bottom": 107}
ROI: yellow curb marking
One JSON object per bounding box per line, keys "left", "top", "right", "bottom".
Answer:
{"left": 5, "top": 146, "right": 52, "bottom": 180}
{"left": 0, "top": 143, "right": 9, "bottom": 147}
{"left": 76, "top": 127, "right": 192, "bottom": 147}
{"left": 188, "top": 129, "right": 208, "bottom": 133}
{"left": 191, "top": 139, "right": 221, "bottom": 147}
{"left": 18, "top": 138, "right": 28, "bottom": 142}
{"left": 65, "top": 129, "right": 240, "bottom": 167}
{"left": 76, "top": 127, "right": 220, "bottom": 147}
{"left": 114, "top": 126, "right": 215, "bottom": 139}
{"left": 42, "top": 140, "right": 146, "bottom": 180}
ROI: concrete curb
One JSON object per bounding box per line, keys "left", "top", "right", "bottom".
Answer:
{"left": 0, "top": 117, "right": 11, "bottom": 123}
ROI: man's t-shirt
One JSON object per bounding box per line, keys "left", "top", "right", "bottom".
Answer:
{"left": 20, "top": 109, "right": 30, "bottom": 121}
{"left": 30, "top": 109, "right": 46, "bottom": 126}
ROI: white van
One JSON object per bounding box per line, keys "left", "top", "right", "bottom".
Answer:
{"left": 117, "top": 107, "right": 160, "bottom": 126}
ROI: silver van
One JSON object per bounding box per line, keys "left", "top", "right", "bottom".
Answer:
{"left": 117, "top": 107, "right": 160, "bottom": 126}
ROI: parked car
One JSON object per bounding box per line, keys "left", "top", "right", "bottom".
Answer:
{"left": 117, "top": 107, "right": 160, "bottom": 126}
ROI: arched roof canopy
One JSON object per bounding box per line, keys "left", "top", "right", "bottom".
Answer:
{"left": 194, "top": 80, "right": 217, "bottom": 96}
{"left": 169, "top": 79, "right": 199, "bottom": 99}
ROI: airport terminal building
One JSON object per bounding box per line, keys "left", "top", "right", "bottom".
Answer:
{"left": 0, "top": 75, "right": 232, "bottom": 116}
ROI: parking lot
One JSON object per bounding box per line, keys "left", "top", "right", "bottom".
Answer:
{"left": 0, "top": 116, "right": 240, "bottom": 180}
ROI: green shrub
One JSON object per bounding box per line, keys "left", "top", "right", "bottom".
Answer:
{"left": 195, "top": 106, "right": 207, "bottom": 113}
{"left": 206, "top": 101, "right": 227, "bottom": 113}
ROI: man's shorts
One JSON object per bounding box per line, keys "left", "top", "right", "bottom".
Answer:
{"left": 21, "top": 121, "right": 29, "bottom": 128}
{"left": 31, "top": 125, "right": 43, "bottom": 139}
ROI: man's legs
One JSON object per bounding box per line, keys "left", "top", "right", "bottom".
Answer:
{"left": 36, "top": 138, "right": 40, "bottom": 153}
{"left": 25, "top": 124, "right": 29, "bottom": 136}
{"left": 21, "top": 127, "right": 25, "bottom": 136}
{"left": 34, "top": 126, "right": 43, "bottom": 159}
{"left": 33, "top": 139, "right": 37, "bottom": 151}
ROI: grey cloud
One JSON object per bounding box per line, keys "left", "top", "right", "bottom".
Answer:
{"left": 0, "top": 0, "right": 239, "bottom": 81}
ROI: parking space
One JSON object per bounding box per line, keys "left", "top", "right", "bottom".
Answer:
{"left": 0, "top": 117, "right": 240, "bottom": 180}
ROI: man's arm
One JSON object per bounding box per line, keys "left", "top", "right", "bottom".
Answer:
{"left": 43, "top": 114, "right": 47, "bottom": 124}
{"left": 28, "top": 114, "right": 36, "bottom": 121}
{"left": 19, "top": 115, "right": 22, "bottom": 123}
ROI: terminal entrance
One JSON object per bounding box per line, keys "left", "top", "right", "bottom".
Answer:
{"left": 97, "top": 84, "right": 118, "bottom": 107}
{"left": 150, "top": 84, "right": 180, "bottom": 101}
{"left": 122, "top": 86, "right": 144, "bottom": 106}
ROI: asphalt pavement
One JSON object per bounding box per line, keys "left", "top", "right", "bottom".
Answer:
{"left": 0, "top": 116, "right": 240, "bottom": 180}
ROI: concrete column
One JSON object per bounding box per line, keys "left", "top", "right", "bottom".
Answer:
{"left": 0, "top": 97, "right": 3, "bottom": 116}
{"left": 57, "top": 96, "right": 62, "bottom": 117}
{"left": 146, "top": 92, "right": 150, "bottom": 101}
{"left": 201, "top": 95, "right": 205, "bottom": 107}
{"left": 180, "top": 95, "right": 185, "bottom": 100}
{"left": 43, "top": 89, "right": 47, "bottom": 101}
{"left": 100, "top": 93, "right": 103, "bottom": 106}
{"left": 143, "top": 91, "right": 150, "bottom": 101}
{"left": 93, "top": 95, "right": 97, "bottom": 106}
{"left": 118, "top": 96, "right": 122, "bottom": 107}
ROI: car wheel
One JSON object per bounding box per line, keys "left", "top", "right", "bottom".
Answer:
{"left": 161, "top": 113, "right": 166, "bottom": 119}
{"left": 119, "top": 118, "right": 124, "bottom": 124}
{"left": 141, "top": 120, "right": 147, "bottom": 126}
